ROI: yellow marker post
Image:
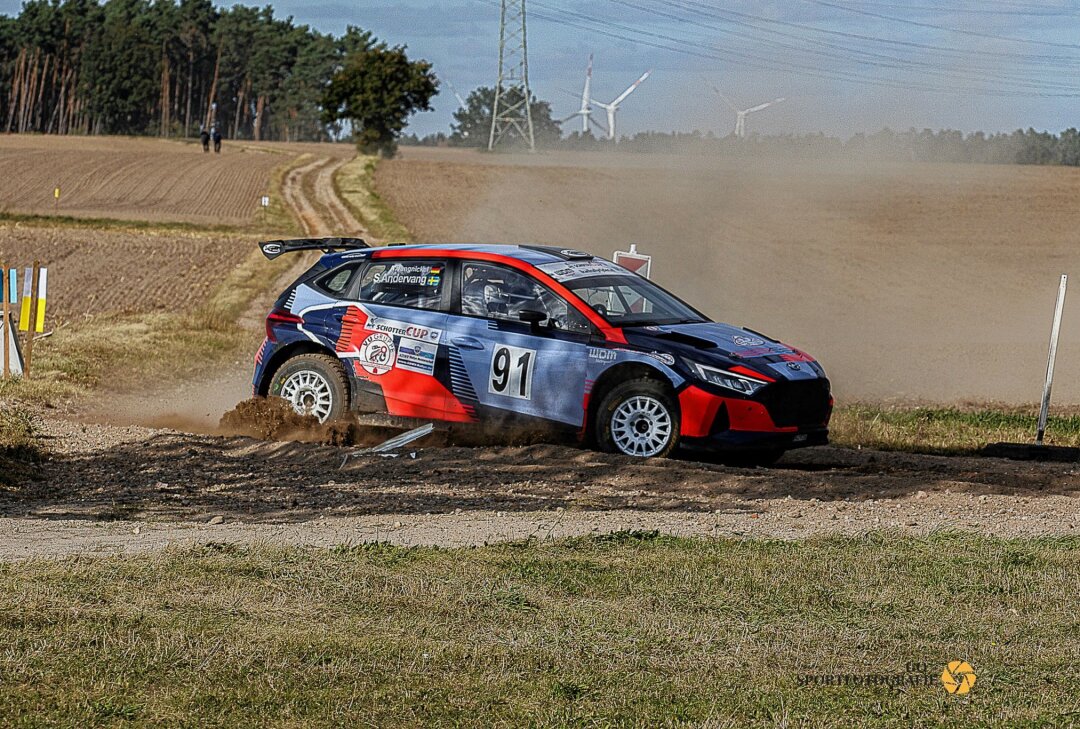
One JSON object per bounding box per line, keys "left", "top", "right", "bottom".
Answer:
{"left": 18, "top": 267, "right": 31, "bottom": 332}
{"left": 34, "top": 267, "right": 47, "bottom": 333}
{"left": 54, "top": 186, "right": 60, "bottom": 212}
{"left": 23, "top": 261, "right": 39, "bottom": 378}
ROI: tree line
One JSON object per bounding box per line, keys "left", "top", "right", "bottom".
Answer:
{"left": 0, "top": 0, "right": 436, "bottom": 150}
{"left": 407, "top": 84, "right": 1080, "bottom": 167}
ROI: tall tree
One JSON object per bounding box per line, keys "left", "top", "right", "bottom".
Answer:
{"left": 321, "top": 29, "right": 437, "bottom": 157}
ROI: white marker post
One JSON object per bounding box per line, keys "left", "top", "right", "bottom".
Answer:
{"left": 1037, "top": 274, "right": 1068, "bottom": 446}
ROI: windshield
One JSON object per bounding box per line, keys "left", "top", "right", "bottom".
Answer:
{"left": 566, "top": 275, "right": 707, "bottom": 327}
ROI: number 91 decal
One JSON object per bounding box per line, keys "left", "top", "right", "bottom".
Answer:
{"left": 489, "top": 344, "right": 535, "bottom": 400}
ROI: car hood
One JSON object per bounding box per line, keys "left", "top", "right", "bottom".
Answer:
{"left": 623, "top": 321, "right": 825, "bottom": 381}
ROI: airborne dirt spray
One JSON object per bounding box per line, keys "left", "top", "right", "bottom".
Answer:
{"left": 378, "top": 148, "right": 1080, "bottom": 406}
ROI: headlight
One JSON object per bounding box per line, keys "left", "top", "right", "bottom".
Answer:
{"left": 685, "top": 360, "right": 769, "bottom": 395}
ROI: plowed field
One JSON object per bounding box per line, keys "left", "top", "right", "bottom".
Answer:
{"left": 376, "top": 148, "right": 1080, "bottom": 404}
{"left": 0, "top": 135, "right": 288, "bottom": 226}
{"left": 0, "top": 224, "right": 251, "bottom": 322}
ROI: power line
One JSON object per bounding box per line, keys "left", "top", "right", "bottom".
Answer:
{"left": 804, "top": 0, "right": 1080, "bottom": 50}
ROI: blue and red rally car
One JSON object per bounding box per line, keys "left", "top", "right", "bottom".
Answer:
{"left": 253, "top": 238, "right": 832, "bottom": 462}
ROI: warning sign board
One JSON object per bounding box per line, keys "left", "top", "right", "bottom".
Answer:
{"left": 613, "top": 247, "right": 652, "bottom": 279}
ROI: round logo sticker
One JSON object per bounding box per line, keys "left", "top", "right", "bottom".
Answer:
{"left": 358, "top": 332, "right": 396, "bottom": 375}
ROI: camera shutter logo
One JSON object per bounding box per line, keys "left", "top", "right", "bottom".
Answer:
{"left": 941, "top": 660, "right": 976, "bottom": 695}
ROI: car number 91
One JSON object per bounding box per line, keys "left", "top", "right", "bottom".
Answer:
{"left": 489, "top": 344, "right": 535, "bottom": 400}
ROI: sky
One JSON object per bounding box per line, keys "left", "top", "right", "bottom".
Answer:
{"left": 4, "top": 0, "right": 1080, "bottom": 138}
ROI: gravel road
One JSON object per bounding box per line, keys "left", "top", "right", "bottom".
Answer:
{"left": 2, "top": 416, "right": 1077, "bottom": 559}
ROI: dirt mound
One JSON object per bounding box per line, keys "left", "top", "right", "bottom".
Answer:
{"left": 219, "top": 397, "right": 437, "bottom": 448}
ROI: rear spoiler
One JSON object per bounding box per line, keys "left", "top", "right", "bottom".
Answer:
{"left": 259, "top": 237, "right": 368, "bottom": 260}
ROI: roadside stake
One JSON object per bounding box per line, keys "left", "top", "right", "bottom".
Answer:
{"left": 1037, "top": 273, "right": 1068, "bottom": 445}
{"left": 23, "top": 261, "right": 40, "bottom": 378}
{"left": 1, "top": 266, "right": 25, "bottom": 379}
{"left": 1, "top": 262, "right": 8, "bottom": 379}
{"left": 982, "top": 273, "right": 1079, "bottom": 461}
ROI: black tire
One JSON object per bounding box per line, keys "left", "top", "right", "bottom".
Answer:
{"left": 269, "top": 353, "right": 350, "bottom": 423}
{"left": 595, "top": 378, "right": 680, "bottom": 458}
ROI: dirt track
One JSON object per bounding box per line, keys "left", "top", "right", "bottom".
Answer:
{"left": 2, "top": 416, "right": 1079, "bottom": 559}
{"left": 5, "top": 140, "right": 1080, "bottom": 558}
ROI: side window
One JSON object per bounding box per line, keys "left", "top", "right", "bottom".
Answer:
{"left": 461, "top": 263, "right": 591, "bottom": 333}
{"left": 359, "top": 260, "right": 446, "bottom": 310}
{"left": 315, "top": 263, "right": 362, "bottom": 297}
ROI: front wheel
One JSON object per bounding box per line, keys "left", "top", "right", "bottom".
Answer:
{"left": 269, "top": 353, "right": 349, "bottom": 423}
{"left": 596, "top": 379, "right": 680, "bottom": 458}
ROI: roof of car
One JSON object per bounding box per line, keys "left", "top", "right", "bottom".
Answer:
{"left": 321, "top": 243, "right": 590, "bottom": 268}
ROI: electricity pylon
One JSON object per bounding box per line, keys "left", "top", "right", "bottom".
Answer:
{"left": 488, "top": 0, "right": 535, "bottom": 152}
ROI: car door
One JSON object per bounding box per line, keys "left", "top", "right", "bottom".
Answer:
{"left": 444, "top": 260, "right": 593, "bottom": 427}
{"left": 335, "top": 257, "right": 452, "bottom": 420}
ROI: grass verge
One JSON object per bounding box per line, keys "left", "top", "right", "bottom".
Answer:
{"left": 334, "top": 155, "right": 413, "bottom": 242}
{"left": 1, "top": 532, "right": 1077, "bottom": 726}
{"left": 0, "top": 404, "right": 40, "bottom": 483}
{"left": 831, "top": 403, "right": 1080, "bottom": 454}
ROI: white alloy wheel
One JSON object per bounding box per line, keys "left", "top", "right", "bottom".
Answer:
{"left": 609, "top": 395, "right": 674, "bottom": 457}
{"left": 280, "top": 369, "right": 334, "bottom": 422}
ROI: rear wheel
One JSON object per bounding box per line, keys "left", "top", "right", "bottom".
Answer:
{"left": 270, "top": 353, "right": 349, "bottom": 423}
{"left": 596, "top": 379, "right": 680, "bottom": 458}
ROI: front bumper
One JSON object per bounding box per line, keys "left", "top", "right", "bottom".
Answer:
{"left": 677, "top": 383, "right": 831, "bottom": 452}
{"left": 681, "top": 425, "right": 829, "bottom": 453}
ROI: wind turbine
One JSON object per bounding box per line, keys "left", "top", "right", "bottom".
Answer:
{"left": 442, "top": 77, "right": 468, "bottom": 110}
{"left": 710, "top": 85, "right": 784, "bottom": 138}
{"left": 593, "top": 69, "right": 651, "bottom": 141}
{"left": 560, "top": 55, "right": 604, "bottom": 135}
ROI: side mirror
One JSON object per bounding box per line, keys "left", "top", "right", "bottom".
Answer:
{"left": 518, "top": 309, "right": 548, "bottom": 331}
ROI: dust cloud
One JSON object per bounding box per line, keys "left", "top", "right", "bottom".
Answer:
{"left": 378, "top": 148, "right": 1080, "bottom": 405}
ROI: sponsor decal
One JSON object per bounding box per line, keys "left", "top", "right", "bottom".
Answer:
{"left": 372, "top": 263, "right": 442, "bottom": 287}
{"left": 536, "top": 259, "right": 632, "bottom": 282}
{"left": 365, "top": 315, "right": 443, "bottom": 344}
{"left": 560, "top": 249, "right": 591, "bottom": 257}
{"left": 397, "top": 337, "right": 438, "bottom": 375}
{"left": 610, "top": 347, "right": 677, "bottom": 367}
{"left": 733, "top": 334, "right": 765, "bottom": 347}
{"left": 357, "top": 332, "right": 396, "bottom": 375}
{"left": 261, "top": 242, "right": 282, "bottom": 256}
{"left": 588, "top": 347, "right": 617, "bottom": 362}
{"left": 786, "top": 362, "right": 802, "bottom": 371}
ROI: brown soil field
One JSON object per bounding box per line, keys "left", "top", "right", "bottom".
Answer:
{"left": 0, "top": 223, "right": 251, "bottom": 322}
{"left": 0, "top": 135, "right": 348, "bottom": 227}
{"left": 377, "top": 148, "right": 1080, "bottom": 404}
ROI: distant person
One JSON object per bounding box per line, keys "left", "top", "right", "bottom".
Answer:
{"left": 212, "top": 126, "right": 222, "bottom": 154}
{"left": 199, "top": 127, "right": 210, "bottom": 153}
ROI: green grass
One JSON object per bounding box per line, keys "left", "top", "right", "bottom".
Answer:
{"left": 0, "top": 210, "right": 248, "bottom": 235}
{"left": 831, "top": 403, "right": 1080, "bottom": 454}
{"left": 334, "top": 155, "right": 413, "bottom": 242}
{"left": 1, "top": 533, "right": 1077, "bottom": 726}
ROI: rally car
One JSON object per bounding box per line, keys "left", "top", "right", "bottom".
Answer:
{"left": 252, "top": 237, "right": 832, "bottom": 463}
